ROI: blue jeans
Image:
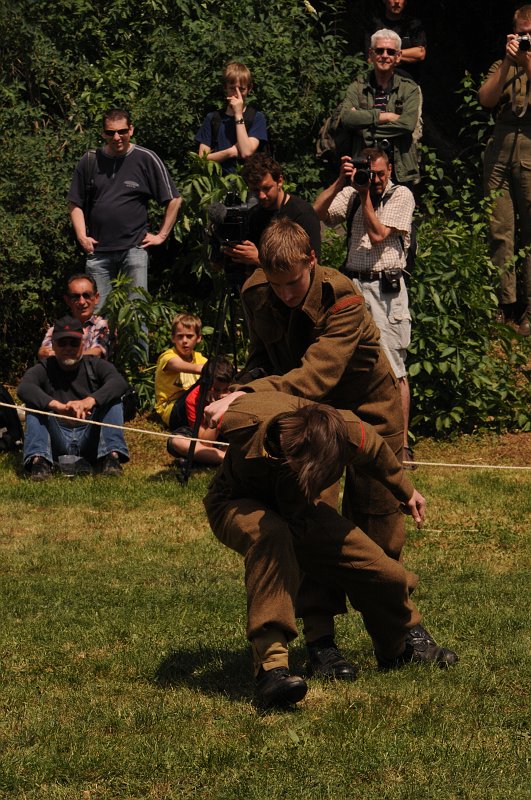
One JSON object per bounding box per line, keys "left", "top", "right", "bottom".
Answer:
{"left": 86, "top": 246, "right": 149, "bottom": 310}
{"left": 23, "top": 402, "right": 129, "bottom": 467}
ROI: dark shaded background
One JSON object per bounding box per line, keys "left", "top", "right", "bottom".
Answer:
{"left": 321, "top": 0, "right": 519, "bottom": 156}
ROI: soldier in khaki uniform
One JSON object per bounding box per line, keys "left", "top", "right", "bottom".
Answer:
{"left": 204, "top": 392, "right": 457, "bottom": 708}
{"left": 206, "top": 218, "right": 450, "bottom": 679}
{"left": 479, "top": 4, "right": 531, "bottom": 335}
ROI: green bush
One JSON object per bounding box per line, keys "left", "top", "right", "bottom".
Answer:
{"left": 0, "top": 0, "right": 361, "bottom": 382}
{"left": 409, "top": 150, "right": 530, "bottom": 434}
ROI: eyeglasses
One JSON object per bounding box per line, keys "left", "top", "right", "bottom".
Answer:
{"left": 67, "top": 292, "right": 95, "bottom": 301}
{"left": 374, "top": 47, "right": 397, "bottom": 56}
{"left": 54, "top": 337, "right": 82, "bottom": 347}
{"left": 103, "top": 128, "right": 130, "bottom": 137}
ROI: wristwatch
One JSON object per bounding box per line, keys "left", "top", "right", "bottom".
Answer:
{"left": 235, "top": 118, "right": 245, "bottom": 125}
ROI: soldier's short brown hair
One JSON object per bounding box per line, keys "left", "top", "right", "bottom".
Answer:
{"left": 278, "top": 404, "right": 349, "bottom": 501}
{"left": 259, "top": 218, "right": 313, "bottom": 274}
{"left": 171, "top": 312, "right": 202, "bottom": 337}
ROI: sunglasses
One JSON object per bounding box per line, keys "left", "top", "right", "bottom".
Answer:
{"left": 374, "top": 47, "right": 397, "bottom": 56}
{"left": 54, "top": 337, "right": 82, "bottom": 347}
{"left": 103, "top": 128, "right": 130, "bottom": 137}
{"left": 67, "top": 292, "right": 95, "bottom": 301}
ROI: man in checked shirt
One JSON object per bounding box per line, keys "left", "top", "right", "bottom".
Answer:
{"left": 314, "top": 147, "right": 415, "bottom": 465}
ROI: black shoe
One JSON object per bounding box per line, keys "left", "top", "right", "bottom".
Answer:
{"left": 378, "top": 624, "right": 458, "bottom": 670}
{"left": 307, "top": 638, "right": 357, "bottom": 681}
{"left": 254, "top": 667, "right": 308, "bottom": 708}
{"left": 29, "top": 456, "right": 52, "bottom": 482}
{"left": 99, "top": 452, "right": 123, "bottom": 476}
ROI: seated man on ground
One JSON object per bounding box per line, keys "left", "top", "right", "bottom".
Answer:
{"left": 195, "top": 62, "right": 268, "bottom": 175}
{"left": 38, "top": 274, "right": 110, "bottom": 360}
{"left": 18, "top": 316, "right": 129, "bottom": 480}
{"left": 204, "top": 392, "right": 458, "bottom": 709}
{"left": 167, "top": 356, "right": 234, "bottom": 468}
{"left": 154, "top": 312, "right": 207, "bottom": 429}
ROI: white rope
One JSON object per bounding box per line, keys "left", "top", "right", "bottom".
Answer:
{"left": 406, "top": 459, "right": 531, "bottom": 471}
{"left": 0, "top": 401, "right": 230, "bottom": 448}
{"left": 2, "top": 401, "right": 530, "bottom": 469}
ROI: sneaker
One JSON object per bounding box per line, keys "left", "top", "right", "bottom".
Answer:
{"left": 29, "top": 456, "right": 52, "bottom": 482}
{"left": 99, "top": 452, "right": 123, "bottom": 476}
{"left": 402, "top": 446, "right": 417, "bottom": 471}
{"left": 378, "top": 624, "right": 458, "bottom": 670}
{"left": 254, "top": 667, "right": 307, "bottom": 708}
{"left": 307, "top": 638, "right": 357, "bottom": 681}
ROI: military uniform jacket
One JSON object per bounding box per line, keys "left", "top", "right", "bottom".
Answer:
{"left": 239, "top": 265, "right": 397, "bottom": 421}
{"left": 207, "top": 392, "right": 413, "bottom": 516}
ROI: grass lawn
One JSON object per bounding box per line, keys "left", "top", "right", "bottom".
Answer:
{"left": 0, "top": 424, "right": 529, "bottom": 800}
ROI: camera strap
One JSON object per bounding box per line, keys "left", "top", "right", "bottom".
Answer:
{"left": 506, "top": 67, "right": 530, "bottom": 119}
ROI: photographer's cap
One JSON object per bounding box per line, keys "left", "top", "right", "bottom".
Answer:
{"left": 52, "top": 316, "right": 84, "bottom": 341}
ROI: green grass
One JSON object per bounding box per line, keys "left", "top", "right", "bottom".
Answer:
{"left": 0, "top": 433, "right": 530, "bottom": 800}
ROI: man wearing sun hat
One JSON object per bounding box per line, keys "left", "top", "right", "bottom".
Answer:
{"left": 17, "top": 316, "right": 129, "bottom": 480}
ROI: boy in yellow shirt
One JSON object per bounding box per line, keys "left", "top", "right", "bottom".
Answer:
{"left": 155, "top": 312, "right": 207, "bottom": 428}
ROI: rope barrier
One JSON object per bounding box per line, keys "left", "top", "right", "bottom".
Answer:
{"left": 2, "top": 401, "right": 530, "bottom": 470}
{"left": 0, "top": 401, "right": 229, "bottom": 448}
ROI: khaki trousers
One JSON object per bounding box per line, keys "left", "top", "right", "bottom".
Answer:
{"left": 484, "top": 127, "right": 531, "bottom": 308}
{"left": 204, "top": 492, "right": 421, "bottom": 667}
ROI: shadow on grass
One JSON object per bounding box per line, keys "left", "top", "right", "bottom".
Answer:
{"left": 154, "top": 644, "right": 309, "bottom": 712}
{"left": 155, "top": 646, "right": 254, "bottom": 701}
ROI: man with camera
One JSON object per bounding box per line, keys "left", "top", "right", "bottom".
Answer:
{"left": 340, "top": 28, "right": 421, "bottom": 186}
{"left": 313, "top": 147, "right": 415, "bottom": 465}
{"left": 478, "top": 4, "right": 531, "bottom": 337}
{"left": 222, "top": 153, "right": 321, "bottom": 272}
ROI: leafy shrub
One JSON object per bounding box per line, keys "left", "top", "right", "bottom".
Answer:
{"left": 409, "top": 153, "right": 530, "bottom": 434}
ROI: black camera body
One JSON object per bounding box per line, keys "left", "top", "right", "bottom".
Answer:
{"left": 208, "top": 191, "right": 256, "bottom": 247}
{"left": 517, "top": 33, "right": 531, "bottom": 51}
{"left": 352, "top": 157, "right": 373, "bottom": 187}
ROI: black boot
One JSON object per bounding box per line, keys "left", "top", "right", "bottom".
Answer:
{"left": 307, "top": 637, "right": 357, "bottom": 681}
{"left": 254, "top": 667, "right": 307, "bottom": 708}
{"left": 378, "top": 624, "right": 458, "bottom": 670}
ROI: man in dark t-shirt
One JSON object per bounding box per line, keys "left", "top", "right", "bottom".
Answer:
{"left": 223, "top": 153, "right": 321, "bottom": 272}
{"left": 364, "top": 0, "right": 427, "bottom": 84}
{"left": 68, "top": 107, "right": 182, "bottom": 310}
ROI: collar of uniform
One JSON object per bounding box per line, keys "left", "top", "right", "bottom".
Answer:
{"left": 223, "top": 393, "right": 304, "bottom": 459}
{"left": 299, "top": 264, "right": 327, "bottom": 323}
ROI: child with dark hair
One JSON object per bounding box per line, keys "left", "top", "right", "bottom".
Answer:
{"left": 166, "top": 356, "right": 234, "bottom": 467}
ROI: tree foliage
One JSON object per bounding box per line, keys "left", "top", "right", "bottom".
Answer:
{"left": 0, "top": 1, "right": 529, "bottom": 433}
{"left": 0, "top": 0, "right": 362, "bottom": 379}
